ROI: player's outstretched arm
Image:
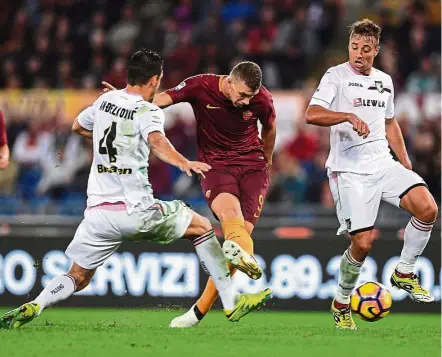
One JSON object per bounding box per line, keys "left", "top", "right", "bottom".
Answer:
{"left": 101, "top": 82, "right": 174, "bottom": 109}
{"left": 152, "top": 92, "right": 174, "bottom": 108}
{"left": 305, "top": 105, "right": 370, "bottom": 138}
{"left": 148, "top": 131, "right": 211, "bottom": 177}
{"left": 385, "top": 118, "right": 412, "bottom": 170}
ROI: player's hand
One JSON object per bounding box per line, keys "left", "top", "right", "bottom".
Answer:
{"left": 401, "top": 157, "right": 413, "bottom": 170}
{"left": 0, "top": 158, "right": 9, "bottom": 169}
{"left": 347, "top": 113, "right": 370, "bottom": 139}
{"left": 180, "top": 161, "right": 211, "bottom": 178}
{"left": 101, "top": 81, "right": 117, "bottom": 94}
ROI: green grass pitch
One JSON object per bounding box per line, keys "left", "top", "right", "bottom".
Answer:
{"left": 0, "top": 308, "right": 440, "bottom": 357}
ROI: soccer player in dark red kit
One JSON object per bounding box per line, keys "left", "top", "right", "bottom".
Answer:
{"left": 103, "top": 61, "right": 277, "bottom": 328}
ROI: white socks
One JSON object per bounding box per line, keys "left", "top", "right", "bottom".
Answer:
{"left": 336, "top": 248, "right": 363, "bottom": 305}
{"left": 193, "top": 230, "right": 236, "bottom": 310}
{"left": 396, "top": 217, "right": 434, "bottom": 275}
{"left": 33, "top": 275, "right": 76, "bottom": 315}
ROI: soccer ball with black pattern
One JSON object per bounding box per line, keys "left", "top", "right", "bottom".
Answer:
{"left": 350, "top": 282, "right": 392, "bottom": 322}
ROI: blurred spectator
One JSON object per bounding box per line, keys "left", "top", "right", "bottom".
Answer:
{"left": 412, "top": 120, "right": 441, "bottom": 201}
{"left": 246, "top": 6, "right": 277, "bottom": 56}
{"left": 267, "top": 151, "right": 308, "bottom": 204}
{"left": 222, "top": 0, "right": 257, "bottom": 23}
{"left": 107, "top": 4, "right": 140, "bottom": 54}
{"left": 405, "top": 56, "right": 441, "bottom": 93}
{"left": 36, "top": 118, "right": 89, "bottom": 199}
{"left": 12, "top": 119, "right": 51, "bottom": 199}
{"left": 103, "top": 57, "right": 128, "bottom": 91}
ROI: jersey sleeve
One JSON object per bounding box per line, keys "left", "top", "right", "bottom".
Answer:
{"left": 259, "top": 95, "right": 276, "bottom": 129}
{"left": 164, "top": 76, "right": 201, "bottom": 104}
{"left": 385, "top": 80, "right": 395, "bottom": 119}
{"left": 0, "top": 110, "right": 8, "bottom": 146}
{"left": 77, "top": 105, "right": 97, "bottom": 131}
{"left": 139, "top": 106, "right": 166, "bottom": 139}
{"left": 309, "top": 68, "right": 339, "bottom": 109}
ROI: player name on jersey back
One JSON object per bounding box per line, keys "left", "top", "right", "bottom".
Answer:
{"left": 98, "top": 100, "right": 137, "bottom": 120}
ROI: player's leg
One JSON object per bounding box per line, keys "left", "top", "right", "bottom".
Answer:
{"left": 192, "top": 168, "right": 261, "bottom": 318}
{"left": 382, "top": 163, "right": 438, "bottom": 302}
{"left": 328, "top": 171, "right": 382, "bottom": 330}
{"left": 212, "top": 192, "right": 261, "bottom": 278}
{"left": 189, "top": 195, "right": 257, "bottom": 323}
{"left": 175, "top": 168, "right": 269, "bottom": 326}
{"left": 33, "top": 263, "right": 96, "bottom": 313}
{"left": 0, "top": 263, "right": 95, "bottom": 330}
{"left": 184, "top": 211, "right": 239, "bottom": 313}
{"left": 221, "top": 165, "right": 270, "bottom": 278}
{"left": 0, "top": 206, "right": 125, "bottom": 329}
{"left": 186, "top": 210, "right": 271, "bottom": 321}
{"left": 135, "top": 200, "right": 271, "bottom": 327}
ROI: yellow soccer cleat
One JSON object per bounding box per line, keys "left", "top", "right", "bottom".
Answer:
{"left": 390, "top": 271, "right": 434, "bottom": 303}
{"left": 223, "top": 240, "right": 262, "bottom": 280}
{"left": 0, "top": 302, "right": 40, "bottom": 329}
{"left": 331, "top": 299, "right": 357, "bottom": 330}
{"left": 225, "top": 288, "right": 272, "bottom": 322}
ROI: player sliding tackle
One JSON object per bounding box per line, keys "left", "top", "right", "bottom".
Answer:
{"left": 0, "top": 49, "right": 271, "bottom": 330}
{"left": 102, "top": 60, "right": 277, "bottom": 328}
{"left": 305, "top": 19, "right": 438, "bottom": 330}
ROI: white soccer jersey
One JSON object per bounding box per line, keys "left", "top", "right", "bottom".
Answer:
{"left": 77, "top": 89, "right": 165, "bottom": 214}
{"left": 310, "top": 62, "right": 395, "bottom": 174}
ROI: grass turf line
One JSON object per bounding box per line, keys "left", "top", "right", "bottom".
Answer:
{"left": 0, "top": 308, "right": 440, "bottom": 357}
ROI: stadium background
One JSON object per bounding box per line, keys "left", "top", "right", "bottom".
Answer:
{"left": 0, "top": 0, "right": 440, "bottom": 315}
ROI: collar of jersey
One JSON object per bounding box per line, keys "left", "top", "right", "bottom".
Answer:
{"left": 123, "top": 87, "right": 144, "bottom": 98}
{"left": 346, "top": 62, "right": 373, "bottom": 77}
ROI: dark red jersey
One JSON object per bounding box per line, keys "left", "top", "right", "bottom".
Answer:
{"left": 165, "top": 74, "right": 275, "bottom": 167}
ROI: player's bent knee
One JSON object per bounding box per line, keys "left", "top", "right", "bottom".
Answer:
{"left": 351, "top": 232, "right": 375, "bottom": 260}
{"left": 186, "top": 212, "right": 213, "bottom": 237}
{"left": 198, "top": 216, "right": 212, "bottom": 234}
{"left": 211, "top": 193, "right": 243, "bottom": 221}
{"left": 354, "top": 240, "right": 373, "bottom": 257}
{"left": 417, "top": 201, "right": 438, "bottom": 223}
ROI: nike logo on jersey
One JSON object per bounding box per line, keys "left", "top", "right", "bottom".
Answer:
{"left": 99, "top": 101, "right": 136, "bottom": 120}
{"left": 206, "top": 104, "right": 221, "bottom": 109}
{"left": 353, "top": 98, "right": 386, "bottom": 108}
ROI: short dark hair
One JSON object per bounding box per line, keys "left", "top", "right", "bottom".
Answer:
{"left": 127, "top": 49, "right": 164, "bottom": 85}
{"left": 230, "top": 61, "right": 262, "bottom": 92}
{"left": 349, "top": 19, "right": 382, "bottom": 45}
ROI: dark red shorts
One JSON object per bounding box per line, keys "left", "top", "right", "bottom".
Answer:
{"left": 200, "top": 165, "right": 270, "bottom": 226}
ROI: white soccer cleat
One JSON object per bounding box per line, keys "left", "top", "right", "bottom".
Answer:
{"left": 222, "top": 240, "right": 262, "bottom": 280}
{"left": 169, "top": 305, "right": 200, "bottom": 328}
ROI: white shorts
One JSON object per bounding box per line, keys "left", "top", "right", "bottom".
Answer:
{"left": 328, "top": 160, "right": 427, "bottom": 235}
{"left": 65, "top": 200, "right": 193, "bottom": 269}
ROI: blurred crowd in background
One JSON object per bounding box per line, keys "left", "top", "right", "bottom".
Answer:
{"left": 0, "top": 0, "right": 440, "bottom": 215}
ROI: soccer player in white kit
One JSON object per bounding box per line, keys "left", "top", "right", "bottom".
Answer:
{"left": 0, "top": 50, "right": 271, "bottom": 329}
{"left": 305, "top": 19, "right": 438, "bottom": 330}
